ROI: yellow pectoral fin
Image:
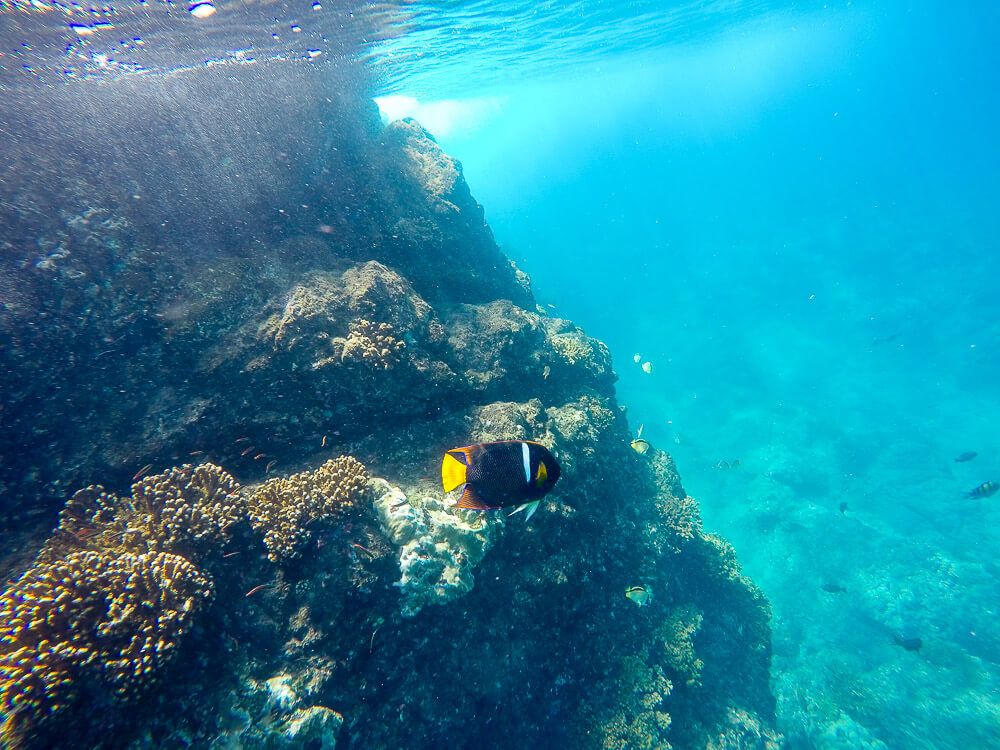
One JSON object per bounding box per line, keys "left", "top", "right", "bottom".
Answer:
{"left": 441, "top": 451, "right": 468, "bottom": 492}
{"left": 535, "top": 461, "right": 548, "bottom": 487}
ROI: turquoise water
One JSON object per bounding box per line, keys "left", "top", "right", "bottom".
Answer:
{"left": 372, "top": 2, "right": 1000, "bottom": 747}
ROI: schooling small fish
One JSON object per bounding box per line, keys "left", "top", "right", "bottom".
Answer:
{"left": 442, "top": 440, "right": 561, "bottom": 521}
{"left": 965, "top": 480, "right": 998, "bottom": 499}
{"left": 892, "top": 634, "right": 922, "bottom": 652}
{"left": 839, "top": 502, "right": 849, "bottom": 514}
{"left": 954, "top": 451, "right": 977, "bottom": 463}
{"left": 633, "top": 353, "right": 641, "bottom": 364}
{"left": 821, "top": 583, "right": 847, "bottom": 594}
{"left": 641, "top": 361, "right": 653, "bottom": 374}
{"left": 625, "top": 584, "right": 653, "bottom": 607}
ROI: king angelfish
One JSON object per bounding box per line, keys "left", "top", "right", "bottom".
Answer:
{"left": 441, "top": 440, "right": 561, "bottom": 521}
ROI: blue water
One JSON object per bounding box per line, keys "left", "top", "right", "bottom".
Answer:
{"left": 372, "top": 2, "right": 1000, "bottom": 747}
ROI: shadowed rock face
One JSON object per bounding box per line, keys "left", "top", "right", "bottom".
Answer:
{"left": 0, "top": 59, "right": 779, "bottom": 749}
{"left": 0, "top": 62, "right": 531, "bottom": 523}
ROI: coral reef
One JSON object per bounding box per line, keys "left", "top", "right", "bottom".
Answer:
{"left": 370, "top": 478, "right": 498, "bottom": 616}
{"left": 338, "top": 319, "right": 406, "bottom": 369}
{"left": 0, "top": 458, "right": 371, "bottom": 749}
{"left": 0, "top": 548, "right": 213, "bottom": 748}
{"left": 0, "top": 58, "right": 778, "bottom": 750}
{"left": 577, "top": 655, "right": 674, "bottom": 750}
{"left": 38, "top": 463, "right": 243, "bottom": 562}
{"left": 247, "top": 456, "right": 368, "bottom": 562}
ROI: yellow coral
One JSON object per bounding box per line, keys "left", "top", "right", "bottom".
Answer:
{"left": 247, "top": 456, "right": 368, "bottom": 562}
{"left": 0, "top": 548, "right": 212, "bottom": 748}
{"left": 549, "top": 331, "right": 593, "bottom": 366}
{"left": 658, "top": 494, "right": 702, "bottom": 542}
{"left": 580, "top": 655, "right": 673, "bottom": 750}
{"left": 657, "top": 604, "right": 705, "bottom": 687}
{"left": 42, "top": 464, "right": 243, "bottom": 561}
{"left": 0, "top": 457, "right": 368, "bottom": 747}
{"left": 340, "top": 318, "right": 405, "bottom": 369}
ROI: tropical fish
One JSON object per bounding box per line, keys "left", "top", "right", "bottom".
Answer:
{"left": 633, "top": 353, "right": 641, "bottom": 364}
{"left": 641, "top": 361, "right": 653, "bottom": 374}
{"left": 838, "top": 502, "right": 849, "bottom": 514}
{"left": 821, "top": 583, "right": 847, "bottom": 594}
{"left": 625, "top": 584, "right": 653, "bottom": 607}
{"left": 892, "top": 634, "right": 922, "bottom": 652}
{"left": 631, "top": 438, "right": 650, "bottom": 455}
{"left": 442, "top": 440, "right": 561, "bottom": 521}
{"left": 965, "top": 480, "right": 998, "bottom": 499}
{"left": 954, "top": 451, "right": 977, "bottom": 463}
{"left": 630, "top": 424, "right": 650, "bottom": 455}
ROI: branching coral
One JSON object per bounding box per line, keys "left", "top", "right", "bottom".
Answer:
{"left": 340, "top": 318, "right": 405, "bottom": 369}
{"left": 129, "top": 464, "right": 244, "bottom": 552}
{"left": 1, "top": 457, "right": 368, "bottom": 748}
{"left": 658, "top": 494, "right": 702, "bottom": 544}
{"left": 0, "top": 548, "right": 212, "bottom": 748}
{"left": 40, "top": 464, "right": 243, "bottom": 562}
{"left": 658, "top": 604, "right": 705, "bottom": 687}
{"left": 577, "top": 655, "right": 673, "bottom": 750}
{"left": 549, "top": 330, "right": 594, "bottom": 366}
{"left": 247, "top": 456, "right": 368, "bottom": 562}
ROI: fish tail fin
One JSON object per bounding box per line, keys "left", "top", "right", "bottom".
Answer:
{"left": 441, "top": 449, "right": 469, "bottom": 492}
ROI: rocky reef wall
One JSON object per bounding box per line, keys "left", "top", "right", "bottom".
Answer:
{"left": 0, "top": 59, "right": 778, "bottom": 749}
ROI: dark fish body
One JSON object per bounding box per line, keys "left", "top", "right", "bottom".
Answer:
{"left": 838, "top": 502, "right": 849, "bottom": 515}
{"left": 442, "top": 440, "right": 561, "bottom": 510}
{"left": 893, "top": 635, "right": 922, "bottom": 652}
{"left": 954, "top": 451, "right": 977, "bottom": 463}
{"left": 966, "top": 480, "right": 998, "bottom": 499}
{"left": 821, "top": 583, "right": 847, "bottom": 594}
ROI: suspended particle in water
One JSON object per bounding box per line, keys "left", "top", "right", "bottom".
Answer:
{"left": 189, "top": 2, "right": 216, "bottom": 18}
{"left": 291, "top": 24, "right": 302, "bottom": 32}
{"left": 312, "top": 1, "right": 321, "bottom": 9}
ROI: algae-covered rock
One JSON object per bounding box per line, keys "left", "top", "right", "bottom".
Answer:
{"left": 0, "top": 55, "right": 778, "bottom": 750}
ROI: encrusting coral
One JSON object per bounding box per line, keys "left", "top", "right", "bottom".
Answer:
{"left": 0, "top": 457, "right": 369, "bottom": 749}
{"left": 369, "top": 478, "right": 497, "bottom": 617}
{"left": 246, "top": 456, "right": 368, "bottom": 562}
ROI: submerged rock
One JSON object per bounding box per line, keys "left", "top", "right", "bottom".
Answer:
{"left": 0, "top": 59, "right": 779, "bottom": 750}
